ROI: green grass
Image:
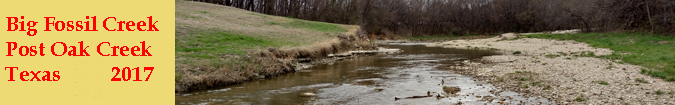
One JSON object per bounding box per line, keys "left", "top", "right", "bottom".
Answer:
{"left": 176, "top": 0, "right": 351, "bottom": 70}
{"left": 176, "top": 29, "right": 279, "bottom": 56}
{"left": 175, "top": 72, "right": 182, "bottom": 82}
{"left": 267, "top": 22, "right": 279, "bottom": 25}
{"left": 526, "top": 33, "right": 675, "bottom": 81}
{"left": 575, "top": 97, "right": 587, "bottom": 102}
{"left": 519, "top": 77, "right": 530, "bottom": 81}
{"left": 513, "top": 51, "right": 522, "bottom": 55}
{"left": 598, "top": 81, "right": 609, "bottom": 85}
{"left": 545, "top": 54, "right": 560, "bottom": 58}
{"left": 287, "top": 19, "right": 345, "bottom": 33}
{"left": 635, "top": 78, "right": 649, "bottom": 83}
{"left": 530, "top": 81, "right": 543, "bottom": 87}
{"left": 543, "top": 85, "right": 552, "bottom": 90}
{"left": 557, "top": 52, "right": 568, "bottom": 56}
{"left": 655, "top": 90, "right": 665, "bottom": 95}
{"left": 174, "top": 0, "right": 358, "bottom": 92}
{"left": 247, "top": 13, "right": 269, "bottom": 18}
{"left": 174, "top": 28, "right": 285, "bottom": 72}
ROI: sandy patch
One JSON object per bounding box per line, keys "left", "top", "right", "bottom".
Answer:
{"left": 428, "top": 36, "right": 675, "bottom": 104}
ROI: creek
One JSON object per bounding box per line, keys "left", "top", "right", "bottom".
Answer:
{"left": 176, "top": 44, "right": 551, "bottom": 105}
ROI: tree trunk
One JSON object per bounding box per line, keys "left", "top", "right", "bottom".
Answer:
{"left": 644, "top": 0, "right": 654, "bottom": 33}
{"left": 224, "top": 0, "right": 231, "bottom": 6}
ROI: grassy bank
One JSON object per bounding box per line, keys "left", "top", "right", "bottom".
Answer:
{"left": 525, "top": 33, "right": 675, "bottom": 81}
{"left": 176, "top": 1, "right": 371, "bottom": 92}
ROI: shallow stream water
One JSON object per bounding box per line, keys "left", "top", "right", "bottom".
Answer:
{"left": 176, "top": 44, "right": 551, "bottom": 105}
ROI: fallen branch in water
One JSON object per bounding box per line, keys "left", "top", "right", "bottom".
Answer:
{"left": 394, "top": 91, "right": 433, "bottom": 100}
{"left": 394, "top": 95, "right": 432, "bottom": 100}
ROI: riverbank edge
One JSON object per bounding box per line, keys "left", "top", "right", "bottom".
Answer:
{"left": 175, "top": 27, "right": 379, "bottom": 93}
{"left": 426, "top": 34, "right": 675, "bottom": 104}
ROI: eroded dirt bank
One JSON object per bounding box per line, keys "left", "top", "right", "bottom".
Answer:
{"left": 427, "top": 36, "right": 675, "bottom": 104}
{"left": 176, "top": 27, "right": 376, "bottom": 92}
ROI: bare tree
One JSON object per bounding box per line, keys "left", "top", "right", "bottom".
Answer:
{"left": 189, "top": 0, "right": 675, "bottom": 36}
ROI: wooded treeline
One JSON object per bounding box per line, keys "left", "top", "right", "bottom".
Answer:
{"left": 190, "top": 0, "right": 675, "bottom": 36}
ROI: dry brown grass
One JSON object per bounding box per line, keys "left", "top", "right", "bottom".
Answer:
{"left": 176, "top": 1, "right": 347, "bottom": 46}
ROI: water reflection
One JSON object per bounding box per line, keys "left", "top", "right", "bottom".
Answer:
{"left": 176, "top": 44, "right": 549, "bottom": 105}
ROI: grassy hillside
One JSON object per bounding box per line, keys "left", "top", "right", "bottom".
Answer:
{"left": 175, "top": 1, "right": 363, "bottom": 92}
{"left": 176, "top": 0, "right": 351, "bottom": 57}
{"left": 526, "top": 33, "right": 675, "bottom": 81}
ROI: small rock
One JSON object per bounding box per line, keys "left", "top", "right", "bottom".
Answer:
{"left": 443, "top": 86, "right": 461, "bottom": 94}
{"left": 498, "top": 33, "right": 519, "bottom": 40}
{"left": 375, "top": 88, "right": 384, "bottom": 91}
{"left": 299, "top": 93, "right": 316, "bottom": 97}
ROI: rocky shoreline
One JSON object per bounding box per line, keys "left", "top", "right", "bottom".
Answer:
{"left": 293, "top": 47, "right": 403, "bottom": 71}
{"left": 428, "top": 35, "right": 675, "bottom": 104}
